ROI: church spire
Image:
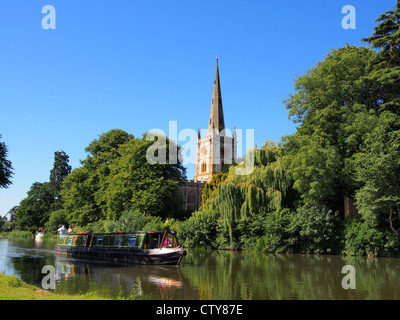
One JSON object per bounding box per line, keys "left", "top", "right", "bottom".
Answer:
{"left": 208, "top": 56, "right": 225, "bottom": 136}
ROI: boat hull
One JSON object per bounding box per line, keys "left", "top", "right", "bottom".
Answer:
{"left": 54, "top": 245, "right": 186, "bottom": 266}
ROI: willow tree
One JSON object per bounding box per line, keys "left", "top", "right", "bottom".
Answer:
{"left": 202, "top": 142, "right": 296, "bottom": 246}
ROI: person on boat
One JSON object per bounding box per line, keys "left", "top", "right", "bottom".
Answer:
{"left": 67, "top": 225, "right": 73, "bottom": 233}
{"left": 58, "top": 225, "right": 67, "bottom": 235}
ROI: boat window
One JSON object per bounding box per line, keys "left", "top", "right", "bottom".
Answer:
{"left": 151, "top": 236, "right": 158, "bottom": 249}
{"left": 68, "top": 237, "right": 73, "bottom": 245}
{"left": 114, "top": 236, "right": 122, "bottom": 246}
{"left": 162, "top": 233, "right": 177, "bottom": 248}
{"left": 96, "top": 237, "right": 103, "bottom": 245}
{"left": 128, "top": 237, "right": 137, "bottom": 246}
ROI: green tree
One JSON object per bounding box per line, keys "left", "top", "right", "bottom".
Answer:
{"left": 0, "top": 135, "right": 13, "bottom": 189}
{"left": 184, "top": 142, "right": 296, "bottom": 248}
{"left": 49, "top": 150, "right": 71, "bottom": 209}
{"left": 362, "top": 0, "right": 400, "bottom": 113}
{"left": 62, "top": 129, "right": 186, "bottom": 225}
{"left": 201, "top": 171, "right": 229, "bottom": 208}
{"left": 44, "top": 209, "right": 69, "bottom": 234}
{"left": 7, "top": 205, "right": 18, "bottom": 222}
{"left": 16, "top": 182, "right": 53, "bottom": 231}
{"left": 351, "top": 1, "right": 400, "bottom": 238}
{"left": 105, "top": 133, "right": 186, "bottom": 219}
{"left": 62, "top": 129, "right": 134, "bottom": 225}
{"left": 283, "top": 45, "right": 380, "bottom": 214}
{"left": 62, "top": 166, "right": 100, "bottom": 226}
{"left": 354, "top": 112, "right": 400, "bottom": 236}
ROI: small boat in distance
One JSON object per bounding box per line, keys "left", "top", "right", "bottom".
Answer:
{"left": 54, "top": 230, "right": 186, "bottom": 266}
{"left": 35, "top": 231, "right": 45, "bottom": 240}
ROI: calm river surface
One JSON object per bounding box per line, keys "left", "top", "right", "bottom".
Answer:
{"left": 0, "top": 238, "right": 399, "bottom": 300}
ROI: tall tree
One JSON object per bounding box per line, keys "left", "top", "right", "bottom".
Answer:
{"left": 62, "top": 129, "right": 134, "bottom": 225}
{"left": 362, "top": 0, "right": 400, "bottom": 113}
{"left": 62, "top": 129, "right": 186, "bottom": 225}
{"left": 16, "top": 182, "right": 53, "bottom": 231}
{"left": 283, "top": 45, "right": 379, "bottom": 214}
{"left": 49, "top": 150, "right": 72, "bottom": 209}
{"left": 355, "top": 1, "right": 400, "bottom": 236}
{"left": 354, "top": 112, "right": 400, "bottom": 236}
{"left": 0, "top": 135, "right": 13, "bottom": 188}
{"left": 105, "top": 133, "right": 186, "bottom": 220}
{"left": 6, "top": 205, "right": 18, "bottom": 222}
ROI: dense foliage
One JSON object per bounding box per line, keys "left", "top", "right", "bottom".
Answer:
{"left": 0, "top": 134, "right": 13, "bottom": 189}
{"left": 61, "top": 129, "right": 186, "bottom": 225}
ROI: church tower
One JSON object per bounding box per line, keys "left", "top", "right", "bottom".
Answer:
{"left": 194, "top": 57, "right": 236, "bottom": 183}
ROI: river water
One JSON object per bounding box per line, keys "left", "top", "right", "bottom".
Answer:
{"left": 0, "top": 238, "right": 399, "bottom": 300}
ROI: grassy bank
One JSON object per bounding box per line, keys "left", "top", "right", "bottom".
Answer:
{"left": 0, "top": 273, "right": 109, "bottom": 300}
{"left": 0, "top": 230, "right": 59, "bottom": 241}
{"left": 0, "top": 230, "right": 33, "bottom": 239}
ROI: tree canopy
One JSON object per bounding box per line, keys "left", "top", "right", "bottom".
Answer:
{"left": 62, "top": 129, "right": 186, "bottom": 226}
{"left": 16, "top": 150, "right": 72, "bottom": 232}
{"left": 0, "top": 135, "right": 13, "bottom": 189}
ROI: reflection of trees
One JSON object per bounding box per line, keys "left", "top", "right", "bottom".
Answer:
{"left": 180, "top": 250, "right": 400, "bottom": 300}
{"left": 7, "top": 239, "right": 55, "bottom": 287}
{"left": 11, "top": 255, "right": 53, "bottom": 287}
{"left": 54, "top": 260, "right": 185, "bottom": 299}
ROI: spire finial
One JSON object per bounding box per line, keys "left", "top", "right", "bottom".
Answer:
{"left": 216, "top": 53, "right": 218, "bottom": 63}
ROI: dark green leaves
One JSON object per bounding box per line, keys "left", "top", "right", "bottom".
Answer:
{"left": 0, "top": 135, "right": 13, "bottom": 189}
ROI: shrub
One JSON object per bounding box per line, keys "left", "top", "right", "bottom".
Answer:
{"left": 343, "top": 216, "right": 400, "bottom": 257}
{"left": 83, "top": 209, "right": 176, "bottom": 234}
{"left": 297, "top": 205, "right": 342, "bottom": 254}
{"left": 179, "top": 209, "right": 219, "bottom": 248}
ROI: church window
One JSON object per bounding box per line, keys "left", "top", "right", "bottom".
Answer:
{"left": 187, "top": 190, "right": 197, "bottom": 211}
{"left": 201, "top": 163, "right": 207, "bottom": 173}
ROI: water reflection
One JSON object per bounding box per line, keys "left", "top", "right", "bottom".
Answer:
{"left": 180, "top": 250, "right": 400, "bottom": 300}
{"left": 53, "top": 257, "right": 184, "bottom": 299}
{"left": 1, "top": 238, "right": 400, "bottom": 300}
{"left": 0, "top": 238, "right": 55, "bottom": 286}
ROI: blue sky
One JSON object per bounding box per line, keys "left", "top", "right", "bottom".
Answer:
{"left": 0, "top": 0, "right": 395, "bottom": 217}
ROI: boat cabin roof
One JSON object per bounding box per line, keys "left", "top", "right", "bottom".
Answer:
{"left": 65, "top": 231, "right": 173, "bottom": 236}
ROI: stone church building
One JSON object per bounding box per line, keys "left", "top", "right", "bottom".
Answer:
{"left": 179, "top": 58, "right": 237, "bottom": 212}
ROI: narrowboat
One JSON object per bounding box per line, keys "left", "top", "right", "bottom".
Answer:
{"left": 54, "top": 230, "right": 186, "bottom": 266}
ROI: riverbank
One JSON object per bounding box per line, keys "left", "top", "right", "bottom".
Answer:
{"left": 0, "top": 273, "right": 110, "bottom": 300}
{"left": 0, "top": 230, "right": 58, "bottom": 241}
{"left": 0, "top": 230, "right": 33, "bottom": 239}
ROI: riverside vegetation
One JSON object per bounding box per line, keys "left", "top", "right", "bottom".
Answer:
{"left": 2, "top": 2, "right": 400, "bottom": 258}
